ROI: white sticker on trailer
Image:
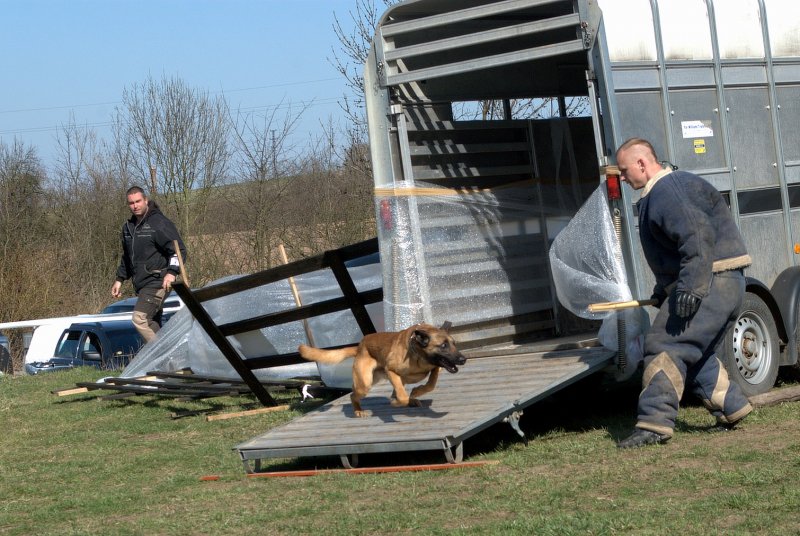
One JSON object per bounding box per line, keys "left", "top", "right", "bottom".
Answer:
{"left": 681, "top": 120, "right": 714, "bottom": 139}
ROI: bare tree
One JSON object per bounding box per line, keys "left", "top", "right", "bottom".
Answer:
{"left": 114, "top": 75, "right": 231, "bottom": 234}
{"left": 0, "top": 140, "right": 52, "bottom": 370}
{"left": 52, "top": 118, "right": 130, "bottom": 311}
{"left": 285, "top": 120, "right": 376, "bottom": 258}
{"left": 224, "top": 101, "right": 308, "bottom": 271}
{"left": 330, "top": 0, "right": 399, "bottom": 141}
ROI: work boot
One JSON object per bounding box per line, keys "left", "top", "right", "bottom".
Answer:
{"left": 617, "top": 428, "right": 670, "bottom": 449}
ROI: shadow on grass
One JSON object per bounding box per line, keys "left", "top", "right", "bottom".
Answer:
{"left": 51, "top": 381, "right": 342, "bottom": 419}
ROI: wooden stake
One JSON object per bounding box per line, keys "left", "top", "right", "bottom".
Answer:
{"left": 588, "top": 299, "right": 658, "bottom": 313}
{"left": 278, "top": 244, "right": 315, "bottom": 347}
{"left": 173, "top": 239, "right": 190, "bottom": 287}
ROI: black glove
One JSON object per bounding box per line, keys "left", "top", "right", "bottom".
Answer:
{"left": 675, "top": 291, "right": 701, "bottom": 318}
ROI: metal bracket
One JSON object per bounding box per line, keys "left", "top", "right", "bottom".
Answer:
{"left": 503, "top": 411, "right": 527, "bottom": 444}
{"left": 444, "top": 442, "right": 464, "bottom": 464}
{"left": 340, "top": 453, "right": 359, "bottom": 469}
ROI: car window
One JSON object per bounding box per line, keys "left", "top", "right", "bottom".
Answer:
{"left": 55, "top": 331, "right": 81, "bottom": 359}
{"left": 83, "top": 333, "right": 102, "bottom": 356}
{"left": 107, "top": 331, "right": 144, "bottom": 357}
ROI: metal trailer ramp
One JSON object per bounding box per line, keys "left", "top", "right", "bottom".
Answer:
{"left": 235, "top": 346, "right": 613, "bottom": 473}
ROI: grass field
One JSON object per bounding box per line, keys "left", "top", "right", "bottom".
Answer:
{"left": 2, "top": 367, "right": 799, "bottom": 535}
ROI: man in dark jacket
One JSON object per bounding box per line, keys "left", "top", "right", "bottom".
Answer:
{"left": 111, "top": 186, "right": 187, "bottom": 342}
{"left": 615, "top": 138, "right": 753, "bottom": 448}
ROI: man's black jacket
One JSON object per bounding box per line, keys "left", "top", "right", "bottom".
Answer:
{"left": 115, "top": 201, "right": 187, "bottom": 293}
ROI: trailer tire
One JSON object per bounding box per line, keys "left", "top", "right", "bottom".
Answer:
{"left": 721, "top": 292, "right": 779, "bottom": 397}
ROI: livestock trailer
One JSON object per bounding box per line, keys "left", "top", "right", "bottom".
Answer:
{"left": 365, "top": 0, "right": 800, "bottom": 396}
{"left": 236, "top": 0, "right": 800, "bottom": 471}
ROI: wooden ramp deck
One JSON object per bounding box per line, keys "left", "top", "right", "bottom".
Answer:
{"left": 234, "top": 346, "right": 614, "bottom": 473}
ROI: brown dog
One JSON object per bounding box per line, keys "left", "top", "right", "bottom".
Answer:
{"left": 298, "top": 323, "right": 466, "bottom": 417}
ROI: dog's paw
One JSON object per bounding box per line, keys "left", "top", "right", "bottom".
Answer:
{"left": 407, "top": 398, "right": 422, "bottom": 407}
{"left": 354, "top": 410, "right": 369, "bottom": 418}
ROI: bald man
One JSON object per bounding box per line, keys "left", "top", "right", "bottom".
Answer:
{"left": 615, "top": 138, "right": 753, "bottom": 448}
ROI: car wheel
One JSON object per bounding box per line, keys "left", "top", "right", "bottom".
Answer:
{"left": 722, "top": 292, "right": 779, "bottom": 397}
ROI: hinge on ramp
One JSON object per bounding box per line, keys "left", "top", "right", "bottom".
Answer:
{"left": 503, "top": 410, "right": 527, "bottom": 445}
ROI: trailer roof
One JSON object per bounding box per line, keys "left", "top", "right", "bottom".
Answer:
{"left": 369, "top": 0, "right": 599, "bottom": 100}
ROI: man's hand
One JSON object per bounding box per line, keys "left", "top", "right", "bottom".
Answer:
{"left": 675, "top": 291, "right": 701, "bottom": 318}
{"left": 162, "top": 273, "right": 176, "bottom": 291}
{"left": 111, "top": 281, "right": 122, "bottom": 298}
{"left": 649, "top": 283, "right": 667, "bottom": 308}
{"left": 650, "top": 291, "right": 667, "bottom": 308}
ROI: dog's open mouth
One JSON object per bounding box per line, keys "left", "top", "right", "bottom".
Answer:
{"left": 437, "top": 355, "right": 466, "bottom": 373}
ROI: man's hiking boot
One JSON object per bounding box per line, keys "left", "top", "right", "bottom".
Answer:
{"left": 617, "top": 428, "right": 670, "bottom": 449}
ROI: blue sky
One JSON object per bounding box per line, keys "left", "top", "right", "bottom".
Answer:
{"left": 0, "top": 0, "right": 366, "bottom": 170}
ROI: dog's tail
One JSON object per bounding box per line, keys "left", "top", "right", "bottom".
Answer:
{"left": 298, "top": 344, "right": 358, "bottom": 364}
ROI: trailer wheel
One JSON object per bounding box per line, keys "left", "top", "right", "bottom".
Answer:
{"left": 722, "top": 292, "right": 779, "bottom": 397}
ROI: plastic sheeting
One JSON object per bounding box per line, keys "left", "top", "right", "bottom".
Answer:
{"left": 375, "top": 180, "right": 563, "bottom": 333}
{"left": 548, "top": 186, "right": 630, "bottom": 319}
{"left": 549, "top": 185, "right": 650, "bottom": 376}
{"left": 121, "top": 263, "right": 384, "bottom": 385}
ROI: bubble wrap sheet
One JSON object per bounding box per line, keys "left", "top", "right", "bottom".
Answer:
{"left": 549, "top": 185, "right": 649, "bottom": 363}
{"left": 548, "top": 186, "right": 631, "bottom": 319}
{"left": 375, "top": 180, "right": 557, "bottom": 332}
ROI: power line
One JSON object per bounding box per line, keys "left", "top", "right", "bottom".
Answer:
{"left": 0, "top": 97, "right": 344, "bottom": 136}
{"left": 0, "top": 77, "right": 342, "bottom": 115}
{"left": 0, "top": 101, "right": 121, "bottom": 115}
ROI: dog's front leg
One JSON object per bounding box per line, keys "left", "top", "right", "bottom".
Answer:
{"left": 409, "top": 367, "right": 440, "bottom": 399}
{"left": 351, "top": 355, "right": 376, "bottom": 418}
{"left": 386, "top": 371, "right": 419, "bottom": 407}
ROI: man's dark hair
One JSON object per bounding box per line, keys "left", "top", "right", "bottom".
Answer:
{"left": 617, "top": 137, "right": 659, "bottom": 161}
{"left": 126, "top": 185, "right": 147, "bottom": 197}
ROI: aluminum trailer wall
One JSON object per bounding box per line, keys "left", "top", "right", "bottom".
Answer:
{"left": 602, "top": 0, "right": 800, "bottom": 297}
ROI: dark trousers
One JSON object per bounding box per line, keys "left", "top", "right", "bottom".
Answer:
{"left": 637, "top": 270, "right": 752, "bottom": 436}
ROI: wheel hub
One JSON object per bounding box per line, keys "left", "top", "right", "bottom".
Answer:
{"left": 732, "top": 316, "right": 767, "bottom": 380}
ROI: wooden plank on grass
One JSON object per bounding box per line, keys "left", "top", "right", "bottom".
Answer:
{"left": 206, "top": 405, "right": 290, "bottom": 421}
{"left": 749, "top": 385, "right": 800, "bottom": 408}
{"left": 53, "top": 387, "right": 90, "bottom": 396}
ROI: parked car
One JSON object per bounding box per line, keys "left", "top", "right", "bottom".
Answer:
{"left": 100, "top": 292, "right": 183, "bottom": 315}
{"left": 25, "top": 320, "right": 145, "bottom": 375}
{"left": 0, "top": 334, "right": 10, "bottom": 375}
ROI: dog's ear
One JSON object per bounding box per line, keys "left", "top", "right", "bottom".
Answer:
{"left": 440, "top": 321, "right": 452, "bottom": 333}
{"left": 412, "top": 329, "right": 430, "bottom": 348}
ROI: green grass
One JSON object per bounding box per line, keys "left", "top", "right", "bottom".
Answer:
{"left": 2, "top": 368, "right": 799, "bottom": 535}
